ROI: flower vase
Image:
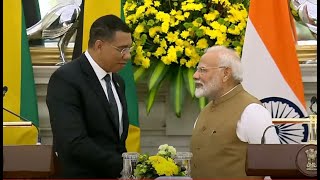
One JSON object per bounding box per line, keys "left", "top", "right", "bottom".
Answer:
{"left": 174, "top": 152, "right": 193, "bottom": 177}
{"left": 121, "top": 152, "right": 139, "bottom": 179}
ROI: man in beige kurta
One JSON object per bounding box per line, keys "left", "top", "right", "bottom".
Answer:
{"left": 190, "top": 46, "right": 280, "bottom": 179}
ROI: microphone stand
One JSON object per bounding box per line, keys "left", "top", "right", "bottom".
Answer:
{"left": 3, "top": 86, "right": 41, "bottom": 144}
{"left": 3, "top": 107, "right": 31, "bottom": 122}
{"left": 260, "top": 124, "right": 278, "bottom": 144}
{"left": 3, "top": 107, "right": 41, "bottom": 144}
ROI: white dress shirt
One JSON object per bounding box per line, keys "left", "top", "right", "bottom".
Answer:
{"left": 85, "top": 51, "right": 123, "bottom": 136}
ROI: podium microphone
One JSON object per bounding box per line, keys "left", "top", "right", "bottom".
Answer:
{"left": 3, "top": 107, "right": 41, "bottom": 144}
{"left": 309, "top": 96, "right": 317, "bottom": 115}
{"left": 261, "top": 124, "right": 278, "bottom": 144}
{"left": 3, "top": 86, "right": 41, "bottom": 144}
{"left": 3, "top": 86, "right": 8, "bottom": 97}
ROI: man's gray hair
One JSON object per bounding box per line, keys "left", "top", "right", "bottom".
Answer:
{"left": 205, "top": 46, "right": 243, "bottom": 82}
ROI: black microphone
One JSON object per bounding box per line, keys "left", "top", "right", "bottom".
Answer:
{"left": 309, "top": 96, "right": 317, "bottom": 115}
{"left": 261, "top": 124, "right": 278, "bottom": 144}
{"left": 3, "top": 86, "right": 8, "bottom": 97}
{"left": 311, "top": 96, "right": 317, "bottom": 104}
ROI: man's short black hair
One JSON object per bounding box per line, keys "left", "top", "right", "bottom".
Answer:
{"left": 88, "top": 14, "right": 131, "bottom": 48}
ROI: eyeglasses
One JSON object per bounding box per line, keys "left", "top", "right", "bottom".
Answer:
{"left": 100, "top": 40, "right": 133, "bottom": 56}
{"left": 109, "top": 44, "right": 133, "bottom": 55}
{"left": 196, "top": 66, "right": 226, "bottom": 74}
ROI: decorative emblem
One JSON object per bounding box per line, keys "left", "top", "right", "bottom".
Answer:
{"left": 27, "top": 2, "right": 81, "bottom": 65}
{"left": 296, "top": 144, "right": 317, "bottom": 177}
{"left": 305, "top": 148, "right": 317, "bottom": 171}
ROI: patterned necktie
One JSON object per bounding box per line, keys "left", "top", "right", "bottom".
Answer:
{"left": 104, "top": 74, "right": 122, "bottom": 137}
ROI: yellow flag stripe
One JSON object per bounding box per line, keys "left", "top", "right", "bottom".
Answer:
{"left": 126, "top": 125, "right": 141, "bottom": 152}
{"left": 82, "top": 0, "right": 121, "bottom": 51}
{"left": 3, "top": 1, "right": 22, "bottom": 121}
{"left": 3, "top": 126, "right": 38, "bottom": 145}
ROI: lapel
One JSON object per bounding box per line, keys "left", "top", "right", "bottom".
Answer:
{"left": 79, "top": 54, "right": 119, "bottom": 136}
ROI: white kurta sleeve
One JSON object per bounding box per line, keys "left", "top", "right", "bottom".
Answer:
{"left": 236, "top": 103, "right": 280, "bottom": 144}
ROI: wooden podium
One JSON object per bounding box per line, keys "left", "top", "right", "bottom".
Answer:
{"left": 246, "top": 144, "right": 317, "bottom": 179}
{"left": 3, "top": 145, "right": 58, "bottom": 178}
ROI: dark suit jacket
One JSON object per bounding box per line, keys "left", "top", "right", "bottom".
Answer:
{"left": 46, "top": 54, "right": 129, "bottom": 178}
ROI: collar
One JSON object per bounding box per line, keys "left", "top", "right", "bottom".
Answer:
{"left": 212, "top": 84, "right": 243, "bottom": 106}
{"left": 85, "top": 50, "right": 112, "bottom": 80}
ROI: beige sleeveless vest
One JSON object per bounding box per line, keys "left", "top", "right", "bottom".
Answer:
{"left": 190, "top": 84, "right": 263, "bottom": 179}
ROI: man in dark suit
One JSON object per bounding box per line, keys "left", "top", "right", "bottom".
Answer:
{"left": 46, "top": 14, "right": 133, "bottom": 178}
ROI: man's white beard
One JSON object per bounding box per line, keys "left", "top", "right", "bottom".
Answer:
{"left": 195, "top": 78, "right": 221, "bottom": 99}
{"left": 195, "top": 85, "right": 207, "bottom": 98}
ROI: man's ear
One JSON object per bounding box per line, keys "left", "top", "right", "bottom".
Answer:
{"left": 94, "top": 40, "right": 103, "bottom": 50}
{"left": 222, "top": 67, "right": 232, "bottom": 82}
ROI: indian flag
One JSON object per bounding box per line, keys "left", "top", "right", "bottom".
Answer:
{"left": 72, "top": 0, "right": 141, "bottom": 152}
{"left": 241, "top": 0, "right": 308, "bottom": 143}
{"left": 3, "top": 1, "right": 39, "bottom": 144}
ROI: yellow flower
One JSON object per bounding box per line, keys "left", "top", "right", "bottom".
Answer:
{"left": 154, "top": 1, "right": 161, "bottom": 7}
{"left": 166, "top": 32, "right": 179, "bottom": 43}
{"left": 154, "top": 47, "right": 166, "bottom": 57}
{"left": 161, "top": 56, "right": 172, "bottom": 65}
{"left": 220, "top": 25, "right": 227, "bottom": 33}
{"left": 146, "top": 7, "right": 158, "bottom": 15}
{"left": 216, "top": 34, "right": 227, "bottom": 45}
{"left": 160, "top": 39, "right": 168, "bottom": 49}
{"left": 204, "top": 10, "right": 219, "bottom": 21}
{"left": 161, "top": 22, "right": 170, "bottom": 33}
{"left": 149, "top": 26, "right": 161, "bottom": 38}
{"left": 185, "top": 47, "right": 193, "bottom": 57}
{"left": 149, "top": 156, "right": 179, "bottom": 176}
{"left": 206, "top": 29, "right": 218, "bottom": 39}
{"left": 180, "top": 58, "right": 187, "bottom": 65}
{"left": 135, "top": 6, "right": 146, "bottom": 17}
{"left": 175, "top": 46, "right": 184, "bottom": 54}
{"left": 144, "top": 0, "right": 152, "bottom": 7}
{"left": 170, "top": 9, "right": 177, "bottom": 16}
{"left": 181, "top": 3, "right": 204, "bottom": 11}
{"left": 153, "top": 35, "right": 160, "bottom": 44}
{"left": 227, "top": 26, "right": 241, "bottom": 35}
{"left": 156, "top": 11, "right": 170, "bottom": 22}
{"left": 196, "top": 38, "right": 208, "bottom": 49}
{"left": 210, "top": 21, "right": 220, "bottom": 30}
{"left": 135, "top": 24, "right": 144, "bottom": 33}
{"left": 180, "top": 31, "right": 189, "bottom": 39}
{"left": 235, "top": 46, "right": 242, "bottom": 56}
{"left": 175, "top": 39, "right": 184, "bottom": 46}
{"left": 124, "top": 0, "right": 248, "bottom": 68}
{"left": 142, "top": 57, "right": 151, "bottom": 68}
{"left": 167, "top": 46, "right": 178, "bottom": 63}
{"left": 133, "top": 32, "right": 140, "bottom": 39}
{"left": 184, "top": 12, "right": 190, "bottom": 18}
{"left": 192, "top": 20, "right": 201, "bottom": 27}
{"left": 124, "top": 0, "right": 249, "bottom": 118}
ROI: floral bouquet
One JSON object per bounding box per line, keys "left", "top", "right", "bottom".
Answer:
{"left": 124, "top": 0, "right": 250, "bottom": 117}
{"left": 133, "top": 144, "right": 188, "bottom": 179}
